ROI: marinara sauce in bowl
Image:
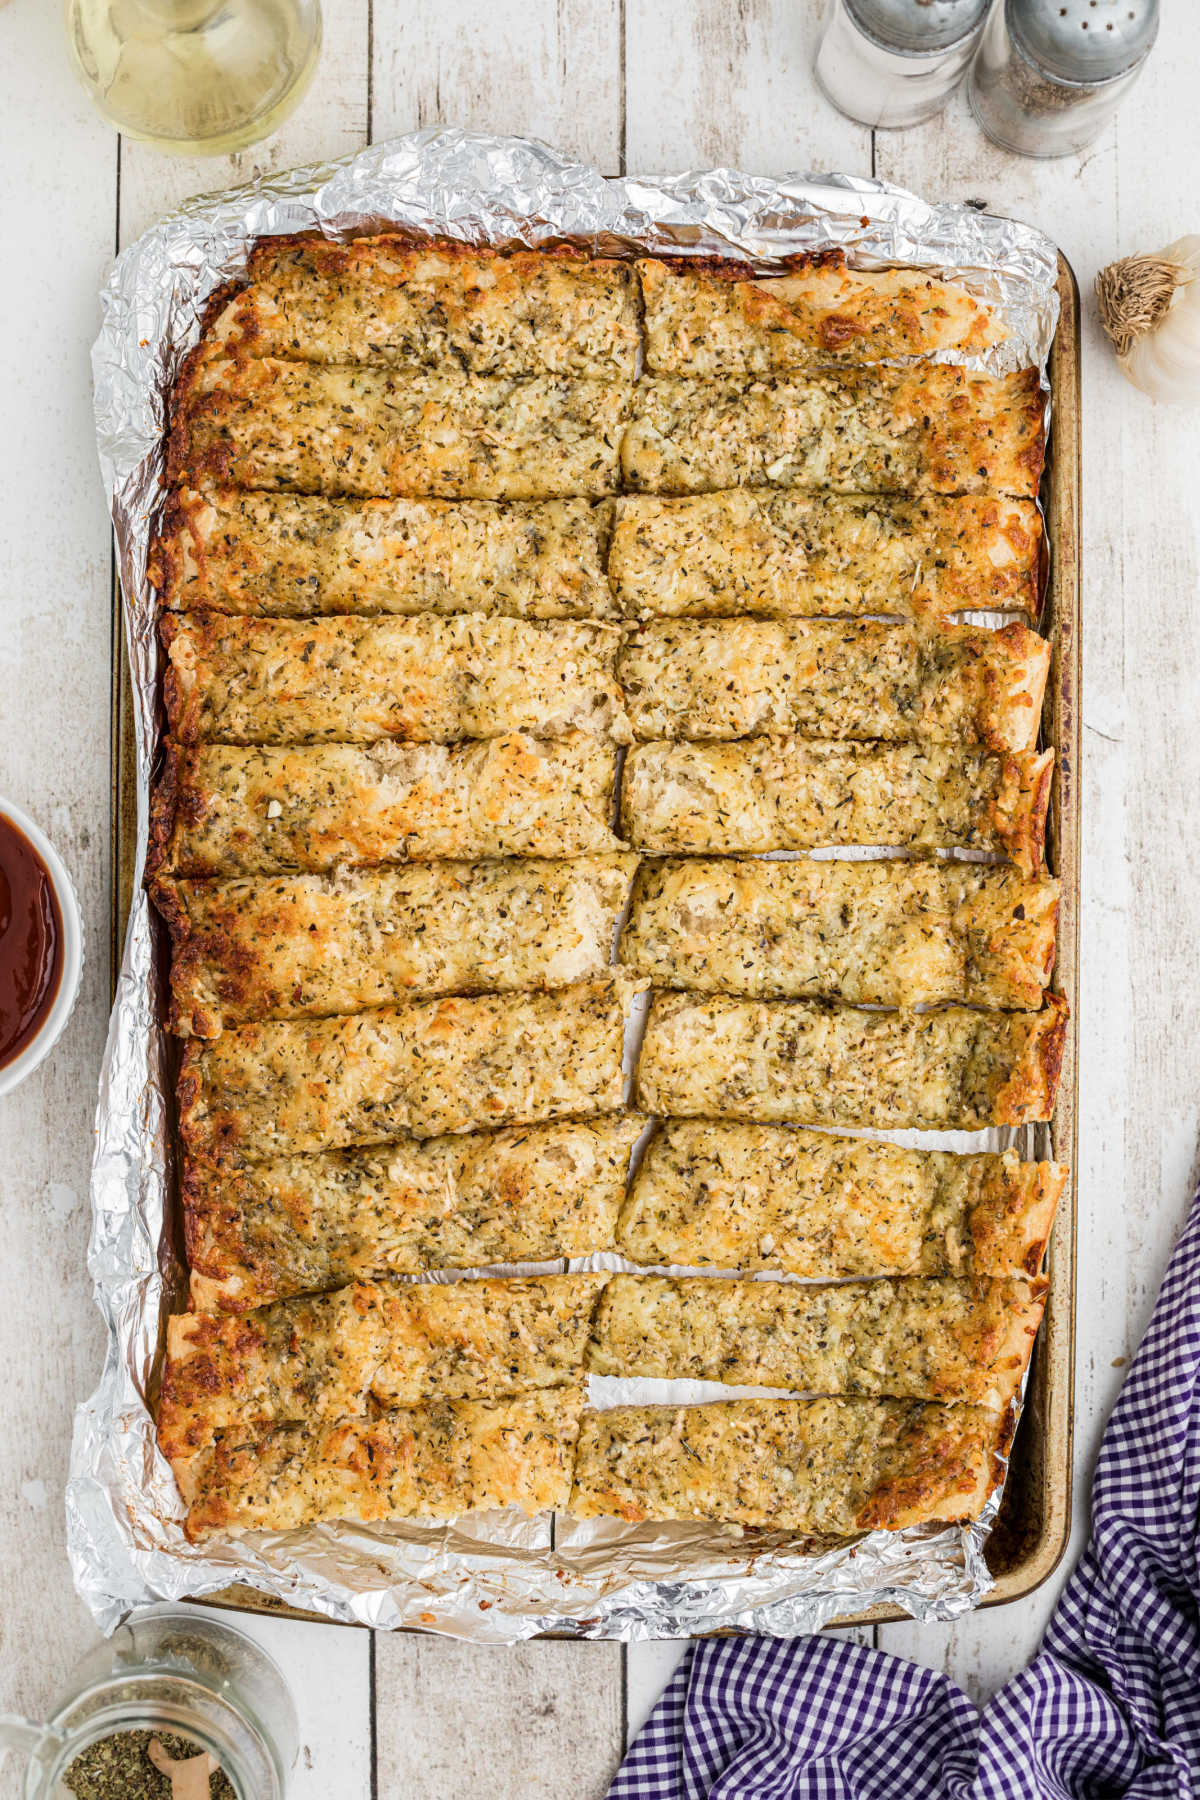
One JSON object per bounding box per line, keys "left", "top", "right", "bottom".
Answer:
{"left": 0, "top": 798, "right": 83, "bottom": 1097}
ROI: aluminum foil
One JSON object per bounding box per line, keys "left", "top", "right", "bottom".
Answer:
{"left": 67, "top": 127, "right": 1062, "bottom": 1639}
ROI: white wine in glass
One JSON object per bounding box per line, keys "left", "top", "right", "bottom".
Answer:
{"left": 65, "top": 0, "right": 323, "bottom": 155}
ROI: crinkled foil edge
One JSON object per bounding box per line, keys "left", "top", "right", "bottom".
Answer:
{"left": 66, "top": 126, "right": 1060, "bottom": 1639}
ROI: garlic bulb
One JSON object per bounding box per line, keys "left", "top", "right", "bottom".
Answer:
{"left": 1096, "top": 237, "right": 1200, "bottom": 405}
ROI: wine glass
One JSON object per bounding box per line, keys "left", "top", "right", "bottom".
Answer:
{"left": 65, "top": 0, "right": 323, "bottom": 156}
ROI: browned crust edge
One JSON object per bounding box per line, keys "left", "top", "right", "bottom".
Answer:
{"left": 923, "top": 364, "right": 1046, "bottom": 500}
{"left": 246, "top": 230, "right": 635, "bottom": 276}
{"left": 636, "top": 247, "right": 847, "bottom": 283}
{"left": 158, "top": 611, "right": 190, "bottom": 741}
{"left": 992, "top": 747, "right": 1054, "bottom": 876}
{"left": 148, "top": 486, "right": 213, "bottom": 606}
{"left": 854, "top": 1404, "right": 1015, "bottom": 1532}
{"left": 991, "top": 993, "right": 1069, "bottom": 1128}
{"left": 180, "top": 1154, "right": 242, "bottom": 1286}
{"left": 146, "top": 739, "right": 186, "bottom": 884}
{"left": 148, "top": 877, "right": 230, "bottom": 1040}
{"left": 984, "top": 620, "right": 1052, "bottom": 756}
{"left": 972, "top": 1161, "right": 1068, "bottom": 1280}
{"left": 969, "top": 1279, "right": 1049, "bottom": 1411}
{"left": 175, "top": 1041, "right": 205, "bottom": 1165}
{"left": 145, "top": 874, "right": 205, "bottom": 1034}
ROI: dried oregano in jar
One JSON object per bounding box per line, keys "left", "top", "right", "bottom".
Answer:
{"left": 62, "top": 1729, "right": 237, "bottom": 1800}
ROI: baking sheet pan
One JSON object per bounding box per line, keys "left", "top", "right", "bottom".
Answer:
{"left": 90, "top": 142, "right": 1078, "bottom": 1635}
{"left": 107, "top": 248, "right": 1079, "bottom": 1627}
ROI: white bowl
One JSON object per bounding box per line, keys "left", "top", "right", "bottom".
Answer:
{"left": 0, "top": 797, "right": 85, "bottom": 1099}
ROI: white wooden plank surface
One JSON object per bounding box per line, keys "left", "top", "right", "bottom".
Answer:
{"left": 624, "top": 0, "right": 869, "bottom": 174}
{"left": 0, "top": 5, "right": 117, "bottom": 1787}
{"left": 370, "top": 0, "right": 621, "bottom": 173}
{"left": 2, "top": 0, "right": 1199, "bottom": 1791}
{"left": 374, "top": 1638, "right": 624, "bottom": 1799}
{"left": 234, "top": 1616, "right": 372, "bottom": 1798}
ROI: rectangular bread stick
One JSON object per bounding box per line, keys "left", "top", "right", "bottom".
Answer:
{"left": 149, "top": 735, "right": 625, "bottom": 879}
{"left": 618, "top": 617, "right": 1049, "bottom": 751}
{"left": 181, "top": 1387, "right": 585, "bottom": 1536}
{"left": 150, "top": 489, "right": 617, "bottom": 621}
{"left": 156, "top": 856, "right": 638, "bottom": 1037}
{"left": 619, "top": 857, "right": 1058, "bottom": 1010}
{"left": 162, "top": 612, "right": 630, "bottom": 746}
{"left": 620, "top": 738, "right": 1052, "bottom": 874}
{"left": 202, "top": 237, "right": 640, "bottom": 378}
{"left": 587, "top": 1273, "right": 1046, "bottom": 1410}
{"left": 635, "top": 990, "right": 1068, "bottom": 1130}
{"left": 609, "top": 491, "right": 1043, "bottom": 622}
{"left": 638, "top": 254, "right": 1004, "bottom": 376}
{"left": 184, "top": 1117, "right": 643, "bottom": 1312}
{"left": 178, "top": 980, "right": 641, "bottom": 1161}
{"left": 618, "top": 1122, "right": 1066, "bottom": 1279}
{"left": 568, "top": 1397, "right": 1007, "bottom": 1531}
{"left": 621, "top": 365, "right": 1045, "bottom": 499}
{"left": 168, "top": 357, "right": 629, "bottom": 501}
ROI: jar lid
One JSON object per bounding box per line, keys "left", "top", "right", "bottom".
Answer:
{"left": 1008, "top": 0, "right": 1159, "bottom": 84}
{"left": 845, "top": 0, "right": 991, "bottom": 55}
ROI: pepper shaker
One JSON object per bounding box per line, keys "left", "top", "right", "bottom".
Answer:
{"left": 814, "top": 0, "right": 993, "bottom": 130}
{"left": 968, "top": 0, "right": 1159, "bottom": 157}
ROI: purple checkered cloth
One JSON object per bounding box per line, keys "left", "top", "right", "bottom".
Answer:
{"left": 610, "top": 1181, "right": 1200, "bottom": 1799}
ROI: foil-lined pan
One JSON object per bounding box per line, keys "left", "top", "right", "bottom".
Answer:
{"left": 67, "top": 128, "right": 1062, "bottom": 1639}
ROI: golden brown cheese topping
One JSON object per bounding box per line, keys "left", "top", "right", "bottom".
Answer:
{"left": 178, "top": 980, "right": 641, "bottom": 1161}
{"left": 619, "top": 618, "right": 1048, "bottom": 750}
{"left": 619, "top": 858, "right": 1058, "bottom": 1009}
{"left": 169, "top": 357, "right": 630, "bottom": 500}
{"left": 151, "top": 489, "right": 617, "bottom": 621}
{"left": 153, "top": 233, "right": 1065, "bottom": 1548}
{"left": 157, "top": 855, "right": 638, "bottom": 1037}
{"left": 609, "top": 491, "right": 1043, "bottom": 621}
{"left": 183, "top": 1387, "right": 584, "bottom": 1538}
{"left": 162, "top": 611, "right": 631, "bottom": 745}
{"left": 149, "top": 735, "right": 624, "bottom": 879}
{"left": 184, "top": 1117, "right": 643, "bottom": 1312}
{"left": 618, "top": 1123, "right": 1066, "bottom": 1280}
{"left": 638, "top": 255, "right": 1004, "bottom": 376}
{"left": 159, "top": 1275, "right": 605, "bottom": 1488}
{"left": 587, "top": 1273, "right": 1045, "bottom": 1409}
{"left": 622, "top": 738, "right": 1052, "bottom": 874}
{"left": 568, "top": 1397, "right": 1006, "bottom": 1531}
{"left": 205, "top": 237, "right": 640, "bottom": 378}
{"left": 636, "top": 991, "right": 1068, "bottom": 1130}
{"left": 622, "top": 366, "right": 1044, "bottom": 499}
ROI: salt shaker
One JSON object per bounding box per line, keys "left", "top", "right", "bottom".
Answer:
{"left": 968, "top": 0, "right": 1159, "bottom": 157}
{"left": 814, "top": 0, "right": 993, "bottom": 130}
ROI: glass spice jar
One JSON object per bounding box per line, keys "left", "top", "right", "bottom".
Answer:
{"left": 0, "top": 1607, "right": 298, "bottom": 1800}
{"left": 968, "top": 0, "right": 1159, "bottom": 158}
{"left": 814, "top": 0, "right": 993, "bottom": 130}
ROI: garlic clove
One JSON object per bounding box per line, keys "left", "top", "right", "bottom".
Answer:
{"left": 1097, "top": 236, "right": 1200, "bottom": 407}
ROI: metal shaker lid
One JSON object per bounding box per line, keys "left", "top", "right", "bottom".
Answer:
{"left": 845, "top": 0, "right": 991, "bottom": 55}
{"left": 1007, "top": 0, "right": 1159, "bottom": 84}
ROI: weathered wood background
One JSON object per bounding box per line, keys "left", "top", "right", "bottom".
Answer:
{"left": 1, "top": 1, "right": 1198, "bottom": 1793}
